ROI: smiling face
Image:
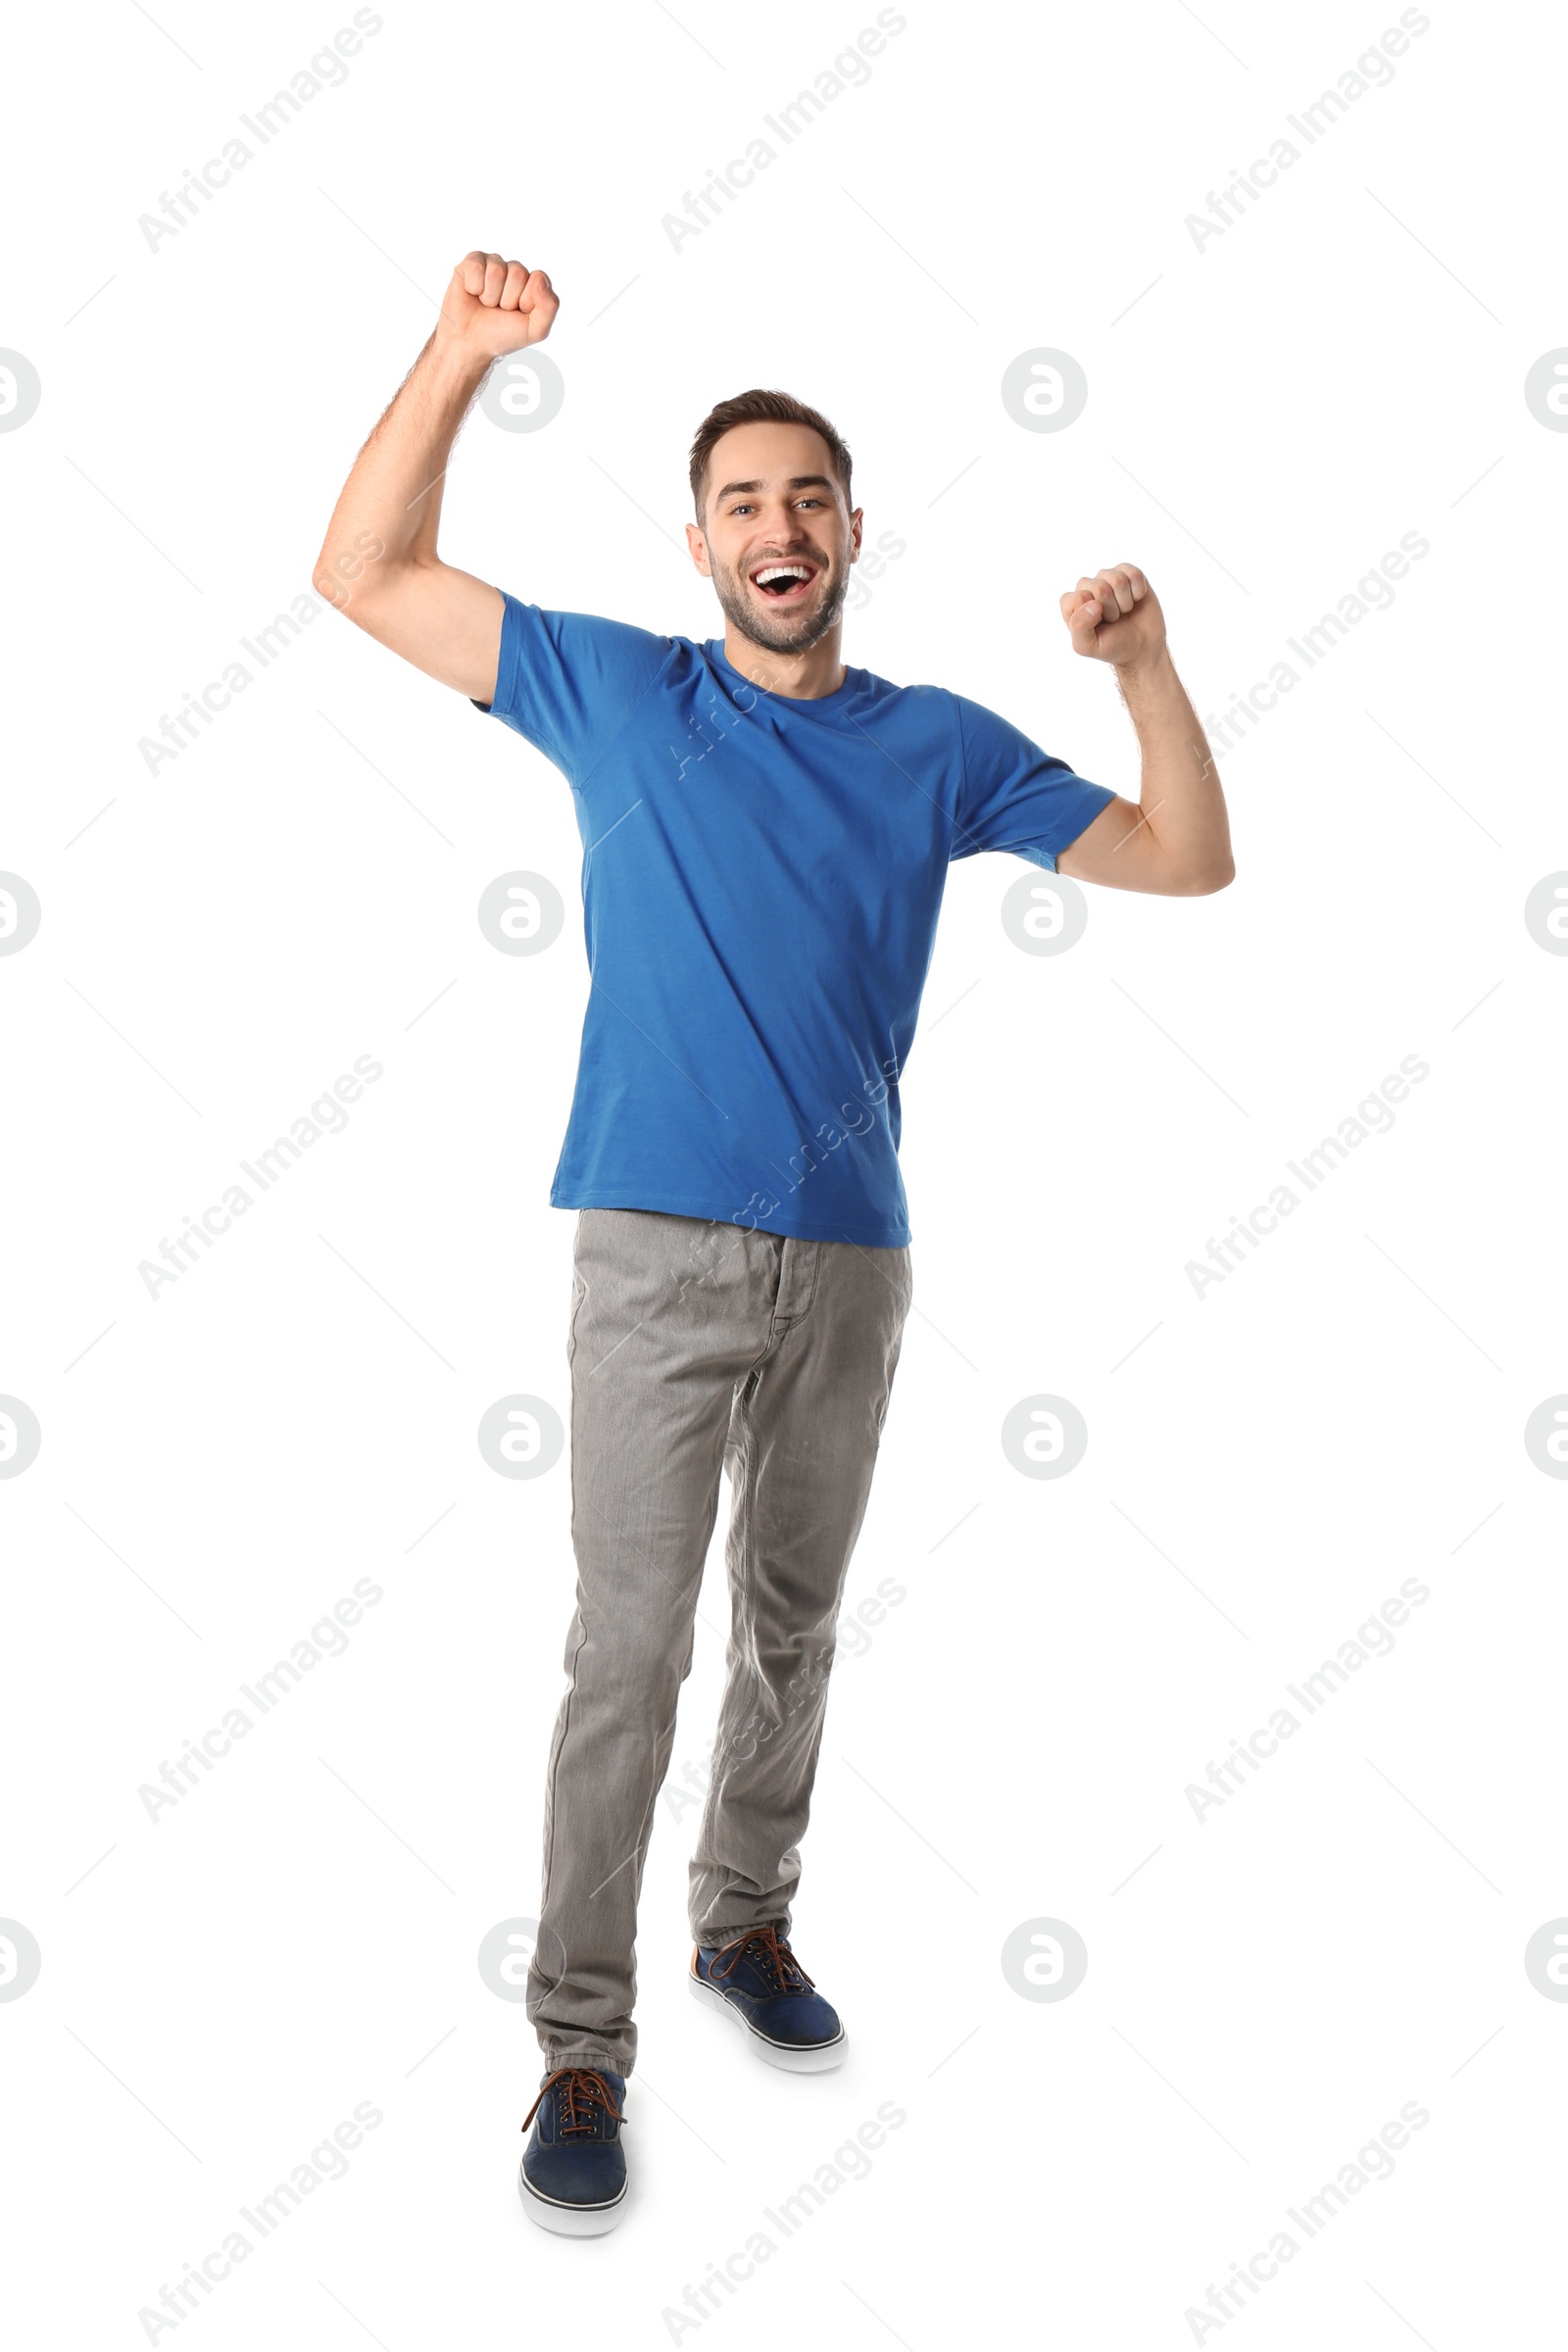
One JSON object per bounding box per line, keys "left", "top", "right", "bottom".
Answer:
{"left": 687, "top": 420, "right": 863, "bottom": 657}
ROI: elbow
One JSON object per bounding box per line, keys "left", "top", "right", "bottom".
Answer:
{"left": 312, "top": 531, "right": 394, "bottom": 628}
{"left": 312, "top": 549, "right": 359, "bottom": 623}
{"left": 1171, "top": 855, "right": 1236, "bottom": 897}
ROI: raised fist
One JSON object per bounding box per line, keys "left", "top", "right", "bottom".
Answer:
{"left": 437, "top": 251, "right": 559, "bottom": 361}
{"left": 1059, "top": 564, "right": 1166, "bottom": 670}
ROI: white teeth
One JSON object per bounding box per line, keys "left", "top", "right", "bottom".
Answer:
{"left": 754, "top": 564, "right": 811, "bottom": 586}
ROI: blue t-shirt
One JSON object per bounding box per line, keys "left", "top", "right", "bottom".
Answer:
{"left": 476, "top": 596, "right": 1114, "bottom": 1246}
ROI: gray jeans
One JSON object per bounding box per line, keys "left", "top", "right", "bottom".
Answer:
{"left": 526, "top": 1206, "right": 912, "bottom": 2076}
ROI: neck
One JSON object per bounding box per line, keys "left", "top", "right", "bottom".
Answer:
{"left": 720, "top": 620, "right": 847, "bottom": 701}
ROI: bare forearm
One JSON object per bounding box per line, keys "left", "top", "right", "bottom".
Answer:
{"left": 312, "top": 251, "right": 558, "bottom": 702}
{"left": 314, "top": 332, "right": 488, "bottom": 607}
{"left": 1118, "top": 649, "right": 1233, "bottom": 892}
{"left": 1055, "top": 565, "right": 1234, "bottom": 896}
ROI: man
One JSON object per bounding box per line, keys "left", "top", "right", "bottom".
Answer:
{"left": 315, "top": 249, "right": 1234, "bottom": 2236}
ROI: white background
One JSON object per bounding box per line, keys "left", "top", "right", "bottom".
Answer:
{"left": 4, "top": 0, "right": 1565, "bottom": 2343}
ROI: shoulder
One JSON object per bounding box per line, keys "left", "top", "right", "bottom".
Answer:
{"left": 503, "top": 598, "right": 686, "bottom": 670}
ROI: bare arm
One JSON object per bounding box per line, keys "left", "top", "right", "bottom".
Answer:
{"left": 1054, "top": 565, "right": 1234, "bottom": 897}
{"left": 313, "top": 249, "right": 560, "bottom": 705}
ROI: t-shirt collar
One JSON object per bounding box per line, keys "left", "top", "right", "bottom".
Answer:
{"left": 704, "top": 636, "right": 861, "bottom": 710}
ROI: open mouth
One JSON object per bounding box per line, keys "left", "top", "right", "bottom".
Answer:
{"left": 749, "top": 562, "right": 819, "bottom": 603}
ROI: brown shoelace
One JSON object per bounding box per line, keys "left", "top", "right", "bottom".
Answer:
{"left": 710, "top": 1925, "right": 815, "bottom": 1993}
{"left": 521, "top": 2066, "right": 624, "bottom": 2135}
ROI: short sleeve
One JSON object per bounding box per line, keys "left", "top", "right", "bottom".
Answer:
{"left": 951, "top": 693, "right": 1116, "bottom": 871}
{"left": 472, "top": 595, "right": 671, "bottom": 781}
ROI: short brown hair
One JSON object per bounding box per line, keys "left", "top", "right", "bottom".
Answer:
{"left": 688, "top": 389, "right": 853, "bottom": 522}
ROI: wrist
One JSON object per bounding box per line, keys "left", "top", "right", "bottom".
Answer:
{"left": 1115, "top": 643, "right": 1176, "bottom": 700}
{"left": 425, "top": 327, "right": 494, "bottom": 398}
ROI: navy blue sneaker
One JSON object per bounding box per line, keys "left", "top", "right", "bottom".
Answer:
{"left": 689, "top": 1927, "right": 847, "bottom": 2071}
{"left": 518, "top": 2066, "right": 628, "bottom": 2234}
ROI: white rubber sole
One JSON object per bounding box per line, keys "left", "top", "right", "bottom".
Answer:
{"left": 688, "top": 1971, "right": 849, "bottom": 2072}
{"left": 517, "top": 2158, "right": 627, "bottom": 2236}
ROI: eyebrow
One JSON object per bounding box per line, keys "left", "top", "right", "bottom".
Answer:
{"left": 712, "top": 473, "right": 836, "bottom": 503}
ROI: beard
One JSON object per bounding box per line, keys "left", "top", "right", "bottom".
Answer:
{"left": 709, "top": 549, "right": 852, "bottom": 657}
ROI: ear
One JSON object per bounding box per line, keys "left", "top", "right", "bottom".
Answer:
{"left": 685, "top": 520, "right": 711, "bottom": 575}
{"left": 849, "top": 505, "right": 864, "bottom": 564}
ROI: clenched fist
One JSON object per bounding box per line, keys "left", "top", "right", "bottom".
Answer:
{"left": 1060, "top": 564, "right": 1166, "bottom": 670}
{"left": 436, "top": 250, "right": 559, "bottom": 361}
